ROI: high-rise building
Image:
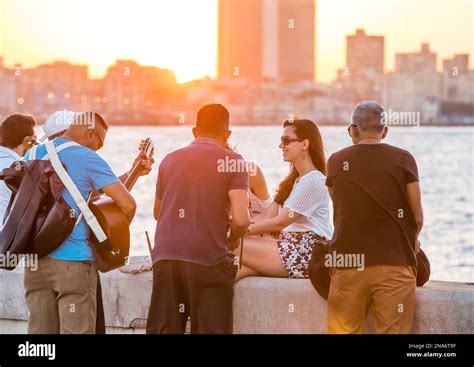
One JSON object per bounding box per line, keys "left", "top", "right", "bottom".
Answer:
{"left": 337, "top": 29, "right": 384, "bottom": 101}
{"left": 396, "top": 43, "right": 436, "bottom": 74}
{"left": 218, "top": 0, "right": 316, "bottom": 83}
{"left": 346, "top": 29, "right": 384, "bottom": 77}
{"left": 218, "top": 0, "right": 264, "bottom": 83}
{"left": 277, "top": 0, "right": 316, "bottom": 82}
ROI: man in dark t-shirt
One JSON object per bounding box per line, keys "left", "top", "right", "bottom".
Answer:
{"left": 326, "top": 101, "right": 424, "bottom": 334}
{"left": 146, "top": 104, "right": 250, "bottom": 334}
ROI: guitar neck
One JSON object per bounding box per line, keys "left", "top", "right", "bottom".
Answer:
{"left": 123, "top": 138, "right": 154, "bottom": 192}
{"left": 123, "top": 162, "right": 142, "bottom": 192}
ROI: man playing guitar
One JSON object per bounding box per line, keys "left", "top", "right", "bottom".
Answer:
{"left": 23, "top": 111, "right": 154, "bottom": 334}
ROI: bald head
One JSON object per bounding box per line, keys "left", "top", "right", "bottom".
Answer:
{"left": 64, "top": 112, "right": 108, "bottom": 151}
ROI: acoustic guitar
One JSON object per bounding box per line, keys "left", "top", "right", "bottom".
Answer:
{"left": 89, "top": 138, "right": 154, "bottom": 272}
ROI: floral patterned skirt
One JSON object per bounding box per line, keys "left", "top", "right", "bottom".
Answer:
{"left": 277, "top": 231, "right": 323, "bottom": 278}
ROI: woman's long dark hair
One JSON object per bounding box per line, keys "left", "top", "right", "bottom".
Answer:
{"left": 274, "top": 119, "right": 327, "bottom": 205}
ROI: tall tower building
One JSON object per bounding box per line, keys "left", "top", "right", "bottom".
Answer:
{"left": 277, "top": 0, "right": 316, "bottom": 82}
{"left": 218, "top": 0, "right": 316, "bottom": 83}
{"left": 217, "top": 0, "right": 264, "bottom": 83}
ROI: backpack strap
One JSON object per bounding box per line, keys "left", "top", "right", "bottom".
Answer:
{"left": 40, "top": 141, "right": 91, "bottom": 228}
{"left": 44, "top": 141, "right": 108, "bottom": 243}
{"left": 27, "top": 141, "right": 79, "bottom": 161}
{"left": 41, "top": 141, "right": 80, "bottom": 160}
{"left": 29, "top": 145, "right": 38, "bottom": 160}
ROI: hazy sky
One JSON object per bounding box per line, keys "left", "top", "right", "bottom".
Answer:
{"left": 0, "top": 0, "right": 472, "bottom": 83}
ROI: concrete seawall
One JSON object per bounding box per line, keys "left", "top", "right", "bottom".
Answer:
{"left": 0, "top": 257, "right": 472, "bottom": 334}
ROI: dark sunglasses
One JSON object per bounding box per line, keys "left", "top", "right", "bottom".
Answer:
{"left": 280, "top": 136, "right": 304, "bottom": 146}
{"left": 347, "top": 123, "right": 357, "bottom": 137}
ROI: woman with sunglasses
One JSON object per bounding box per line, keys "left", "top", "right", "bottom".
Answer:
{"left": 233, "top": 119, "right": 333, "bottom": 281}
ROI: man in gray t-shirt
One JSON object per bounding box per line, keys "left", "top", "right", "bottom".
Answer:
{"left": 146, "top": 104, "right": 250, "bottom": 334}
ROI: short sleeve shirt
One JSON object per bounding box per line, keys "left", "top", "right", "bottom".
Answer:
{"left": 23, "top": 137, "right": 119, "bottom": 261}
{"left": 153, "top": 137, "right": 249, "bottom": 266}
{"left": 326, "top": 143, "right": 419, "bottom": 266}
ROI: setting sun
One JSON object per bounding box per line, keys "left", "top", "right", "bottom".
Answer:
{"left": 0, "top": 0, "right": 218, "bottom": 82}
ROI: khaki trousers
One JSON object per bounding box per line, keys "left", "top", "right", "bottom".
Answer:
{"left": 24, "top": 257, "right": 97, "bottom": 334}
{"left": 327, "top": 265, "right": 416, "bottom": 334}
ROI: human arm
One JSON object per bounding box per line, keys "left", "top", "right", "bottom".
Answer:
{"left": 406, "top": 181, "right": 423, "bottom": 251}
{"left": 228, "top": 189, "right": 251, "bottom": 249}
{"left": 100, "top": 182, "right": 137, "bottom": 222}
{"left": 246, "top": 206, "right": 303, "bottom": 235}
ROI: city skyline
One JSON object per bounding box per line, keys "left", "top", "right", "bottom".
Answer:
{"left": 0, "top": 29, "right": 471, "bottom": 86}
{"left": 0, "top": 0, "right": 472, "bottom": 83}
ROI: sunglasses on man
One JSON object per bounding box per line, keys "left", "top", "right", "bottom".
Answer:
{"left": 347, "top": 123, "right": 357, "bottom": 137}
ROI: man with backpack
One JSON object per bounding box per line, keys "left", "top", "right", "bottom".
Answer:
{"left": 22, "top": 112, "right": 137, "bottom": 334}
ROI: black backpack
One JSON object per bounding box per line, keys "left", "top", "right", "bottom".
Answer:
{"left": 0, "top": 160, "right": 76, "bottom": 269}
